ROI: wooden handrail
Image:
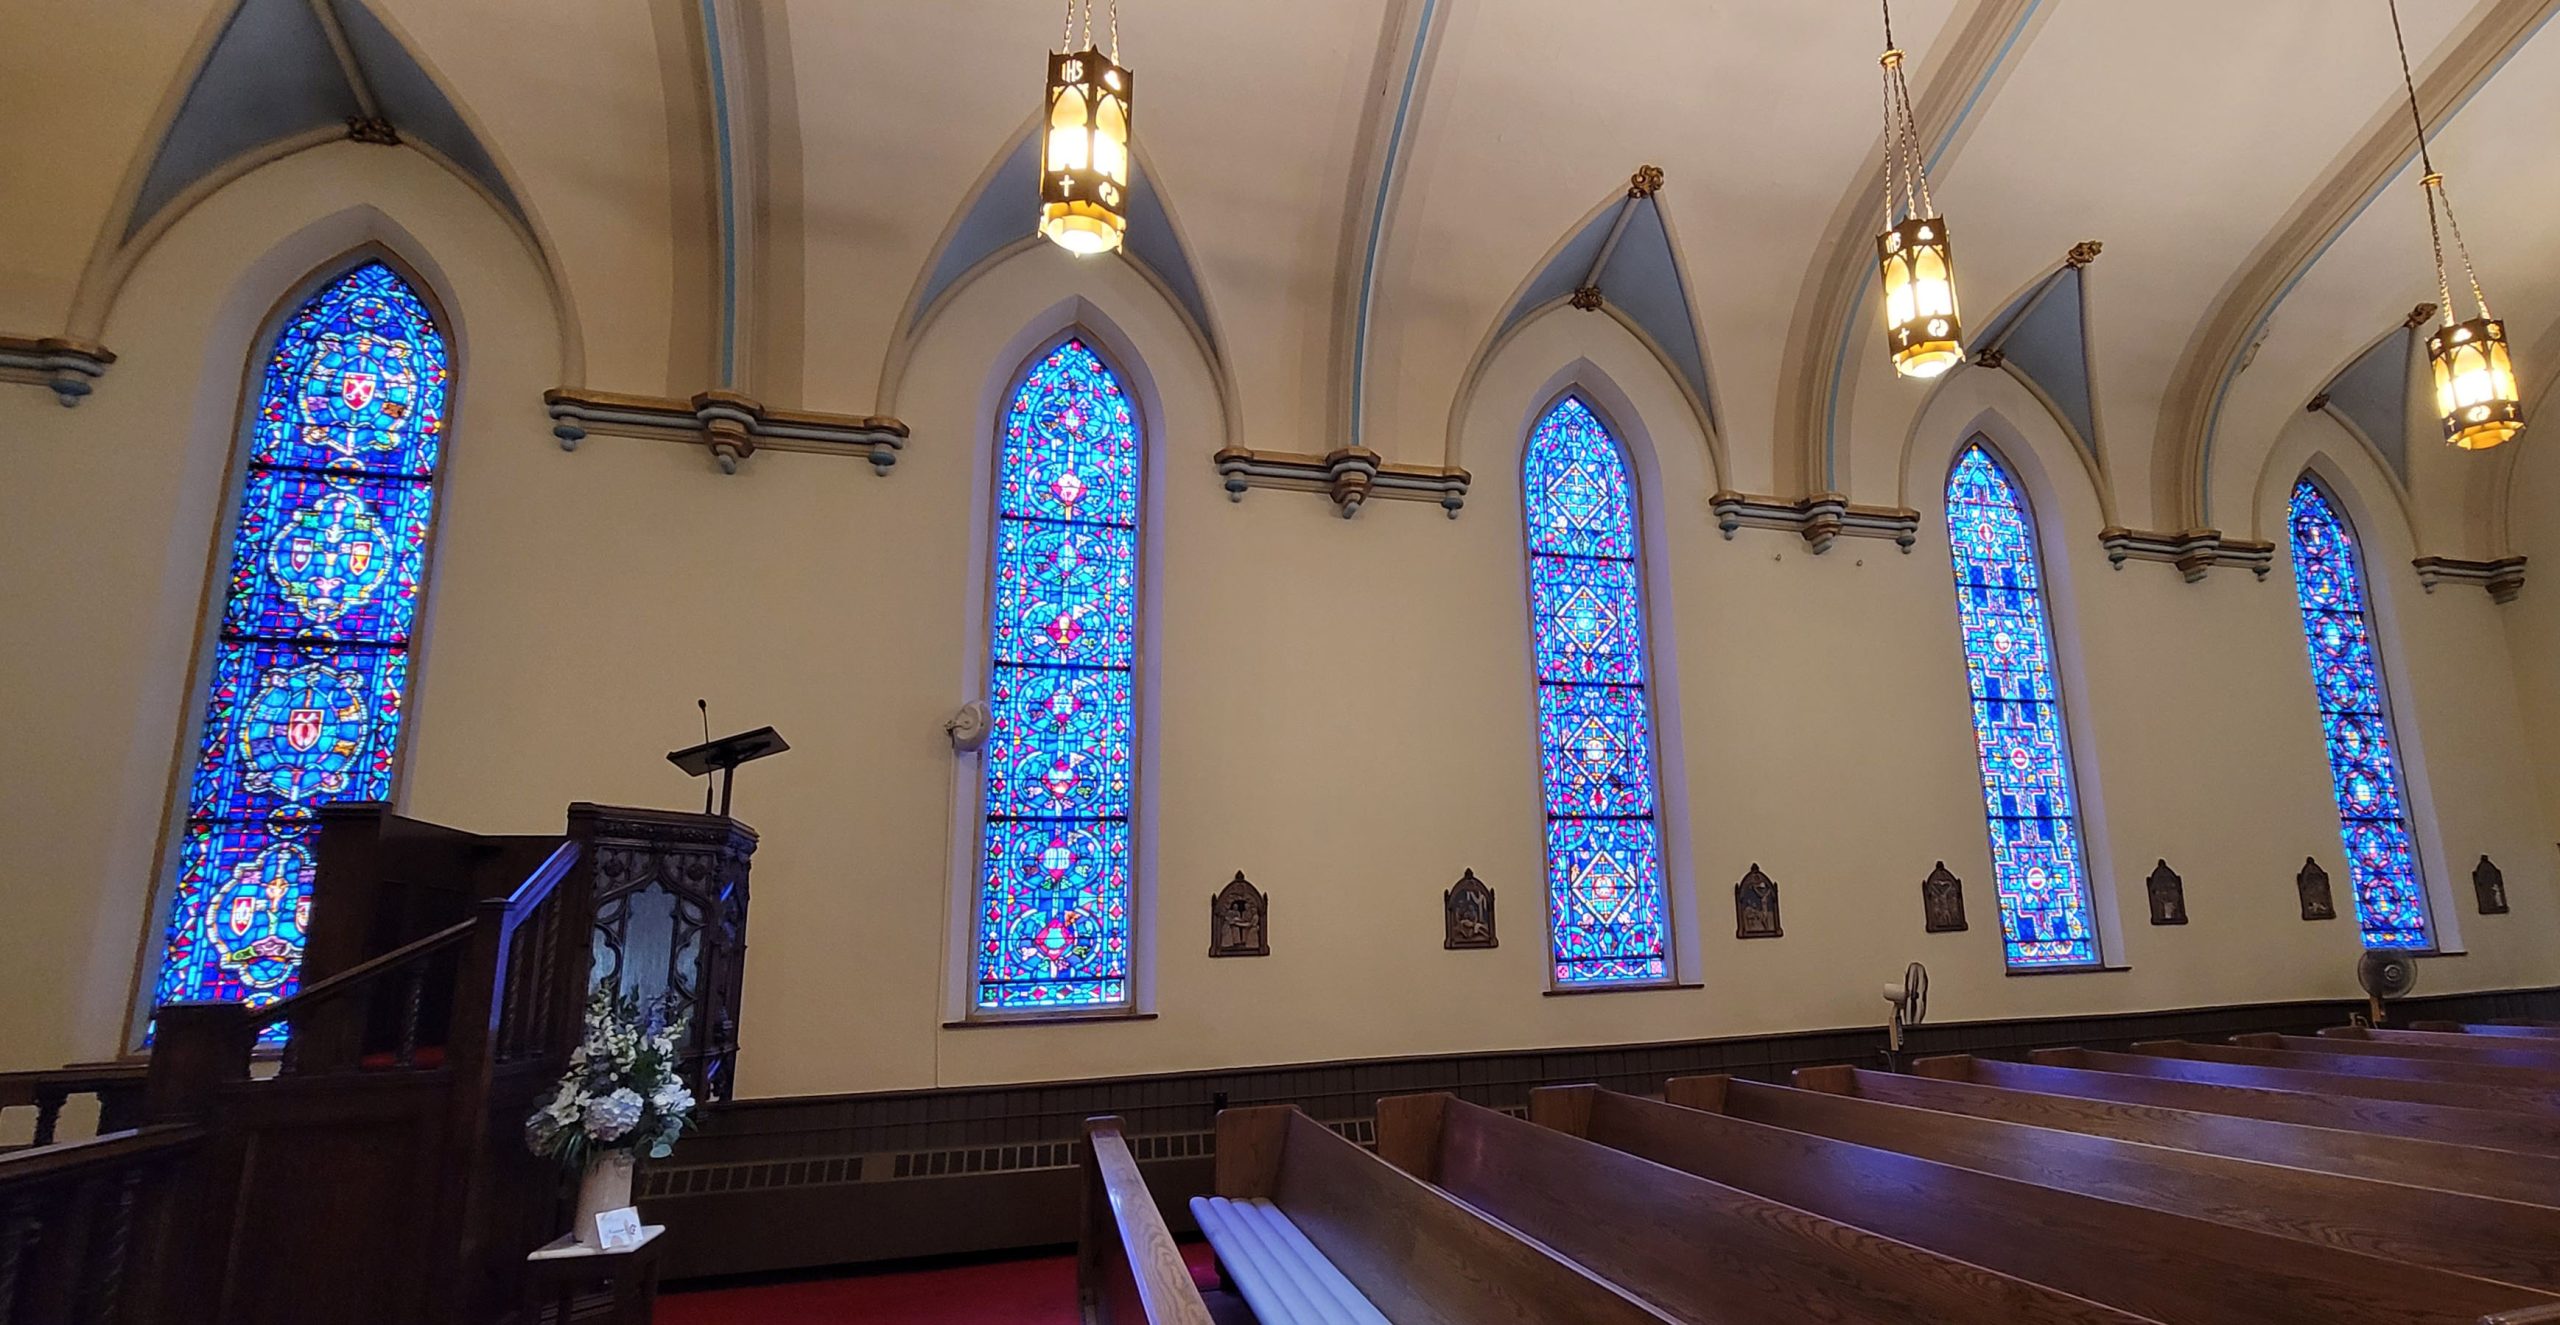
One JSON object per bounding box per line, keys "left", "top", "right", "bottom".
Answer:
{"left": 0, "top": 1125, "right": 202, "bottom": 1187}
{"left": 502, "top": 841, "right": 578, "bottom": 925}
{"left": 244, "top": 918, "right": 476, "bottom": 1035}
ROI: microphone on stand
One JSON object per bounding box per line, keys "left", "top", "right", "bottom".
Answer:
{"left": 698, "top": 700, "right": 713, "bottom": 813}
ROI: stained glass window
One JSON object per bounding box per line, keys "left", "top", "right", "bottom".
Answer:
{"left": 154, "top": 261, "right": 449, "bottom": 1030}
{"left": 2287, "top": 478, "right": 2430, "bottom": 948}
{"left": 972, "top": 338, "right": 1141, "bottom": 1012}
{"left": 1525, "top": 396, "right": 1671, "bottom": 986}
{"left": 1945, "top": 443, "right": 2100, "bottom": 969}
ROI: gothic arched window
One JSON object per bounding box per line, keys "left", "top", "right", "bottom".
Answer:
{"left": 1524, "top": 396, "right": 1672, "bottom": 986}
{"left": 153, "top": 261, "right": 450, "bottom": 1028}
{"left": 972, "top": 338, "right": 1143, "bottom": 1013}
{"left": 2286, "top": 478, "right": 2430, "bottom": 948}
{"left": 1945, "top": 442, "right": 2100, "bottom": 969}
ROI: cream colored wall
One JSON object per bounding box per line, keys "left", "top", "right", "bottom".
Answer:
{"left": 8, "top": 133, "right": 2560, "bottom": 1096}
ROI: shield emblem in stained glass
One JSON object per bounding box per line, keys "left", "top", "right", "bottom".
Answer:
{"left": 1944, "top": 443, "right": 2100, "bottom": 969}
{"left": 156, "top": 261, "right": 447, "bottom": 1035}
{"left": 974, "top": 340, "right": 1142, "bottom": 1012}
{"left": 1523, "top": 396, "right": 1672, "bottom": 987}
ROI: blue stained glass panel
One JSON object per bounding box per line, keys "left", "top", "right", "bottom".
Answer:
{"left": 156, "top": 261, "right": 446, "bottom": 1027}
{"left": 974, "top": 340, "right": 1141, "bottom": 1012}
{"left": 1945, "top": 444, "right": 2100, "bottom": 969}
{"left": 1524, "top": 396, "right": 1672, "bottom": 986}
{"left": 2287, "top": 479, "right": 2430, "bottom": 948}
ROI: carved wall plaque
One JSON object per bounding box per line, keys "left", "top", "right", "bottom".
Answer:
{"left": 1921, "top": 862, "right": 1967, "bottom": 933}
{"left": 2146, "top": 860, "right": 2187, "bottom": 926}
{"left": 1735, "top": 865, "right": 1782, "bottom": 939}
{"left": 1444, "top": 869, "right": 1497, "bottom": 949}
{"left": 1210, "top": 872, "right": 1269, "bottom": 957}
{"left": 2295, "top": 857, "right": 2336, "bottom": 921}
{"left": 2476, "top": 856, "right": 2511, "bottom": 915}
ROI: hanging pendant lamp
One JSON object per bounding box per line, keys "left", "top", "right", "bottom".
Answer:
{"left": 2389, "top": 0, "right": 2521, "bottom": 449}
{"left": 1038, "top": 0, "right": 1132, "bottom": 257}
{"left": 1874, "top": 0, "right": 1962, "bottom": 379}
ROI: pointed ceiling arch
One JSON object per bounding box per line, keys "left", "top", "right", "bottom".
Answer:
{"left": 900, "top": 127, "right": 1220, "bottom": 366}
{"left": 125, "top": 0, "right": 527, "bottom": 241}
{"left": 1968, "top": 244, "right": 2103, "bottom": 463}
{"left": 2308, "top": 306, "right": 2432, "bottom": 490}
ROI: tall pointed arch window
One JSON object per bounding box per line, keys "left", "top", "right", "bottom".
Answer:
{"left": 2286, "top": 478, "right": 2430, "bottom": 948}
{"left": 972, "top": 338, "right": 1142, "bottom": 1013}
{"left": 153, "top": 261, "right": 450, "bottom": 1026}
{"left": 1524, "top": 396, "right": 1672, "bottom": 986}
{"left": 1945, "top": 443, "right": 2100, "bottom": 969}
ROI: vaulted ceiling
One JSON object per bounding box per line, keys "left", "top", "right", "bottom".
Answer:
{"left": 6, "top": 0, "right": 2556, "bottom": 543}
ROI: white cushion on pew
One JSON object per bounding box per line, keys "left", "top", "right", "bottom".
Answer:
{"left": 1189, "top": 1195, "right": 1391, "bottom": 1325}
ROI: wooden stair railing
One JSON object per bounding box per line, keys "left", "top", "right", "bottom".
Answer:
{"left": 0, "top": 1065, "right": 148, "bottom": 1152}
{"left": 0, "top": 1126, "right": 202, "bottom": 1325}
{"left": 125, "top": 838, "right": 584, "bottom": 1325}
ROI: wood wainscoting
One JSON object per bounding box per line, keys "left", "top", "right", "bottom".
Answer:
{"left": 646, "top": 983, "right": 2560, "bottom": 1282}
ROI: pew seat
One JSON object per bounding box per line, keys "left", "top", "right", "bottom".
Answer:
{"left": 1187, "top": 1195, "right": 1388, "bottom": 1325}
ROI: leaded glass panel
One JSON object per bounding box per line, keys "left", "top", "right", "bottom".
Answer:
{"left": 155, "top": 262, "right": 448, "bottom": 1029}
{"left": 1525, "top": 396, "right": 1672, "bottom": 986}
{"left": 973, "top": 339, "right": 1141, "bottom": 1011}
{"left": 1945, "top": 444, "right": 2101, "bottom": 968}
{"left": 2287, "top": 479, "right": 2430, "bottom": 948}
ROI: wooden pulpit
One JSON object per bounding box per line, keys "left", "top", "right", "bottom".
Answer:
{"left": 567, "top": 804, "right": 757, "bottom": 1102}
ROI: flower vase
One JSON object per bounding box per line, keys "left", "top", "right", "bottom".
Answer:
{"left": 572, "top": 1150, "right": 636, "bottom": 1247}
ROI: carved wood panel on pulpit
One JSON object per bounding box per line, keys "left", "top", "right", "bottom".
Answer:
{"left": 569, "top": 804, "right": 757, "bottom": 1102}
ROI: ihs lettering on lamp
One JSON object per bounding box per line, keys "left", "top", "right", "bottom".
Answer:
{"left": 1038, "top": 0, "right": 1132, "bottom": 257}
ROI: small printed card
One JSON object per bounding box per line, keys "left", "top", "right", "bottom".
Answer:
{"left": 592, "top": 1206, "right": 644, "bottom": 1252}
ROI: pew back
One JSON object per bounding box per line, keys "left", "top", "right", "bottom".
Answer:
{"left": 1079, "top": 1117, "right": 1214, "bottom": 1325}
{"left": 1793, "top": 1064, "right": 2560, "bottom": 1206}
{"left": 1688, "top": 1074, "right": 2560, "bottom": 1294}
{"left": 1577, "top": 1081, "right": 2535, "bottom": 1325}
{"left": 1214, "top": 1105, "right": 1676, "bottom": 1325}
{"left": 1381, "top": 1091, "right": 2150, "bottom": 1325}
{"left": 2137, "top": 1039, "right": 2560, "bottom": 1108}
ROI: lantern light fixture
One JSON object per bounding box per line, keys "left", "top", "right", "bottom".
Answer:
{"left": 1874, "top": 0, "right": 1962, "bottom": 379}
{"left": 1038, "top": 0, "right": 1132, "bottom": 257}
{"left": 2388, "top": 0, "right": 2521, "bottom": 449}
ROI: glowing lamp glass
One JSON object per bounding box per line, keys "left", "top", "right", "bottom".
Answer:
{"left": 2427, "top": 316, "right": 2524, "bottom": 450}
{"left": 1878, "top": 216, "right": 1963, "bottom": 379}
{"left": 1038, "top": 49, "right": 1132, "bottom": 257}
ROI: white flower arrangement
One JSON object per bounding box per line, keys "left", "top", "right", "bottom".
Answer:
{"left": 526, "top": 986, "right": 697, "bottom": 1168}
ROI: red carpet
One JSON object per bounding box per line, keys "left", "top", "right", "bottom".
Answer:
{"left": 659, "top": 1243, "right": 1220, "bottom": 1325}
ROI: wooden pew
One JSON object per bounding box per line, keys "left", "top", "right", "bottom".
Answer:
{"left": 2310, "top": 1027, "right": 2560, "bottom": 1069}
{"left": 1372, "top": 1091, "right": 2151, "bottom": 1324}
{"left": 1792, "top": 1063, "right": 2560, "bottom": 1207}
{"left": 1660, "top": 1073, "right": 2560, "bottom": 1296}
{"left": 2138, "top": 1039, "right": 2560, "bottom": 1107}
{"left": 1079, "top": 1117, "right": 1216, "bottom": 1325}
{"left": 1209, "top": 1104, "right": 1679, "bottom": 1325}
{"left": 1510, "top": 1082, "right": 2541, "bottom": 1325}
{"left": 2037, "top": 1044, "right": 2560, "bottom": 1115}
{"left": 2416, "top": 1021, "right": 2560, "bottom": 1040}
{"left": 1921, "top": 1053, "right": 2560, "bottom": 1158}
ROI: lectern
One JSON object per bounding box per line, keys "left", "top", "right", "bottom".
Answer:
{"left": 667, "top": 725, "right": 789, "bottom": 818}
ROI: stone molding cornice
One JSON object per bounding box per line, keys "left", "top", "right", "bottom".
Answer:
{"left": 2151, "top": 0, "right": 2560, "bottom": 529}
{"left": 2413, "top": 554, "right": 2527, "bottom": 604}
{"left": 1711, "top": 491, "right": 1920, "bottom": 553}
{"left": 1214, "top": 446, "right": 1469, "bottom": 518}
{"left": 544, "top": 387, "right": 907, "bottom": 475}
{"left": 0, "top": 335, "right": 116, "bottom": 406}
{"left": 2097, "top": 527, "right": 2274, "bottom": 581}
